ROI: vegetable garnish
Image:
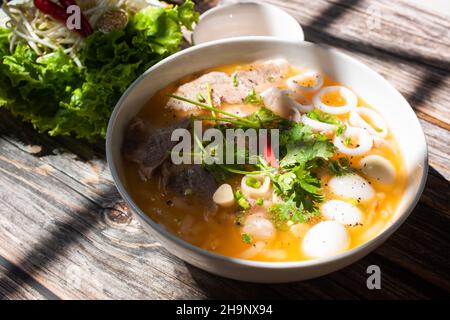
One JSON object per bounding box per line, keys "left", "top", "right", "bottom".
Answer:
{"left": 307, "top": 109, "right": 340, "bottom": 124}
{"left": 196, "top": 92, "right": 206, "bottom": 103}
{"left": 327, "top": 158, "right": 354, "bottom": 176}
{"left": 232, "top": 74, "right": 238, "bottom": 87}
{"left": 205, "top": 82, "right": 216, "bottom": 117}
{"left": 0, "top": 0, "right": 199, "bottom": 141}
{"left": 33, "top": 0, "right": 92, "bottom": 37}
{"left": 235, "top": 190, "right": 251, "bottom": 210}
{"left": 241, "top": 233, "right": 253, "bottom": 244}
{"left": 344, "top": 137, "right": 352, "bottom": 146}
{"left": 244, "top": 89, "right": 265, "bottom": 107}
{"left": 335, "top": 124, "right": 347, "bottom": 136}
{"left": 169, "top": 94, "right": 259, "bottom": 128}
{"left": 245, "top": 176, "right": 262, "bottom": 189}
{"left": 269, "top": 197, "right": 317, "bottom": 230}
{"left": 169, "top": 94, "right": 287, "bottom": 130}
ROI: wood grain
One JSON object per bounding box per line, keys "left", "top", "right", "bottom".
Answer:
{"left": 0, "top": 257, "right": 49, "bottom": 300}
{"left": 0, "top": 0, "right": 449, "bottom": 299}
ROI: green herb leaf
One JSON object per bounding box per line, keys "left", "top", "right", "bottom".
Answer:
{"left": 245, "top": 176, "right": 262, "bottom": 188}
{"left": 196, "top": 92, "right": 206, "bottom": 102}
{"left": 235, "top": 190, "right": 251, "bottom": 210}
{"left": 344, "top": 137, "right": 352, "bottom": 146}
{"left": 269, "top": 198, "right": 315, "bottom": 229}
{"left": 242, "top": 233, "right": 252, "bottom": 244}
{"left": 335, "top": 124, "right": 347, "bottom": 136}
{"left": 244, "top": 89, "right": 265, "bottom": 106}
{"left": 232, "top": 74, "right": 238, "bottom": 87}
{"left": 244, "top": 107, "right": 287, "bottom": 129}
{"left": 307, "top": 109, "right": 340, "bottom": 125}
{"left": 327, "top": 158, "right": 354, "bottom": 176}
{"left": 279, "top": 123, "right": 335, "bottom": 168}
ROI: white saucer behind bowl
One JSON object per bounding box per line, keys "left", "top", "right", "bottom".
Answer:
{"left": 106, "top": 38, "right": 428, "bottom": 283}
{"left": 192, "top": 1, "right": 304, "bottom": 45}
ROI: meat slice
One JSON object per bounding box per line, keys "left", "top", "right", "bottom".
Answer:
{"left": 123, "top": 117, "right": 190, "bottom": 180}
{"left": 232, "top": 59, "right": 290, "bottom": 92}
{"left": 160, "top": 161, "right": 217, "bottom": 203}
{"left": 165, "top": 59, "right": 291, "bottom": 116}
{"left": 166, "top": 72, "right": 250, "bottom": 115}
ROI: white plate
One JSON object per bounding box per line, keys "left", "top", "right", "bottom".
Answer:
{"left": 192, "top": 1, "right": 304, "bottom": 45}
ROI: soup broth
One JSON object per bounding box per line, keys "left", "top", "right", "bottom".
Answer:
{"left": 122, "top": 60, "right": 406, "bottom": 262}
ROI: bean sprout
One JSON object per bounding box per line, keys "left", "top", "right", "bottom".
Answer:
{"left": 1, "top": 0, "right": 158, "bottom": 66}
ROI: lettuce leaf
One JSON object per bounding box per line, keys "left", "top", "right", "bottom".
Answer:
{"left": 0, "top": 0, "right": 198, "bottom": 141}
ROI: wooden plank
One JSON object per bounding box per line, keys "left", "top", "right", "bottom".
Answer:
{"left": 0, "top": 256, "right": 51, "bottom": 300}
{"left": 270, "top": 0, "right": 450, "bottom": 68}
{"left": 419, "top": 119, "right": 450, "bottom": 180}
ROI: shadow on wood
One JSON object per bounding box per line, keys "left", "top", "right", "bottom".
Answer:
{"left": 0, "top": 109, "right": 105, "bottom": 161}
{"left": 0, "top": 184, "right": 117, "bottom": 299}
{"left": 0, "top": 185, "right": 112, "bottom": 299}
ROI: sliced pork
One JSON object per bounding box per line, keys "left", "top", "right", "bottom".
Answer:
{"left": 232, "top": 59, "right": 290, "bottom": 92}
{"left": 166, "top": 72, "right": 250, "bottom": 114}
{"left": 123, "top": 117, "right": 190, "bottom": 180}
{"left": 160, "top": 161, "right": 217, "bottom": 202}
{"left": 166, "top": 59, "right": 290, "bottom": 116}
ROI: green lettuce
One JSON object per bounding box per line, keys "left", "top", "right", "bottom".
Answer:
{"left": 0, "top": 1, "right": 198, "bottom": 141}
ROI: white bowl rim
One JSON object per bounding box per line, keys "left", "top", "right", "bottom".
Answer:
{"left": 106, "top": 36, "right": 428, "bottom": 269}
{"left": 192, "top": 1, "right": 305, "bottom": 45}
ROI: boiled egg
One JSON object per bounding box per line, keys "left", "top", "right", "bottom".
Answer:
{"left": 328, "top": 173, "right": 375, "bottom": 202}
{"left": 321, "top": 199, "right": 363, "bottom": 226}
{"left": 302, "top": 221, "right": 350, "bottom": 258}
{"left": 359, "top": 155, "right": 396, "bottom": 184}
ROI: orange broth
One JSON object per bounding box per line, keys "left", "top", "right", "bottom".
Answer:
{"left": 122, "top": 62, "right": 407, "bottom": 262}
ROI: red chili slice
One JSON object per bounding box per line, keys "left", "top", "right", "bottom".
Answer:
{"left": 58, "top": 0, "right": 93, "bottom": 36}
{"left": 264, "top": 135, "right": 279, "bottom": 168}
{"left": 33, "top": 0, "right": 91, "bottom": 37}
{"left": 33, "top": 0, "right": 68, "bottom": 24}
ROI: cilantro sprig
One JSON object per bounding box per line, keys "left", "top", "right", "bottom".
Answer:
{"left": 267, "top": 123, "right": 336, "bottom": 227}
{"left": 327, "top": 158, "right": 354, "bottom": 176}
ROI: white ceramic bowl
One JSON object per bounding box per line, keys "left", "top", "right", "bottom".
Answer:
{"left": 106, "top": 38, "right": 428, "bottom": 283}
{"left": 192, "top": 1, "right": 304, "bottom": 44}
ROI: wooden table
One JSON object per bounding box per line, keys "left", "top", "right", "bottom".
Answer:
{"left": 0, "top": 0, "right": 449, "bottom": 299}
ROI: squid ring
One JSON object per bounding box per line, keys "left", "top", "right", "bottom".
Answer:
{"left": 333, "top": 126, "right": 373, "bottom": 156}
{"left": 301, "top": 114, "right": 337, "bottom": 134}
{"left": 349, "top": 107, "right": 388, "bottom": 138}
{"left": 313, "top": 86, "right": 357, "bottom": 115}
{"left": 282, "top": 90, "right": 314, "bottom": 113}
{"left": 287, "top": 71, "right": 323, "bottom": 92}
